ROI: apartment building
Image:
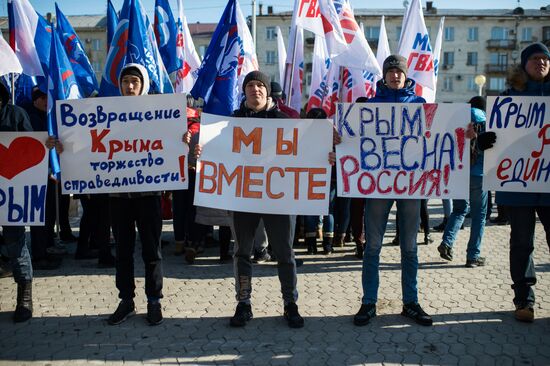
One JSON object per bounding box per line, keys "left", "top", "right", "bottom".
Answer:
{"left": 256, "top": 3, "right": 550, "bottom": 102}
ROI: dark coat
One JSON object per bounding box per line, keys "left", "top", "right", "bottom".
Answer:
{"left": 0, "top": 83, "right": 32, "bottom": 132}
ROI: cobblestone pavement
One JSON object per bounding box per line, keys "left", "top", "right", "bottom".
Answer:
{"left": 1, "top": 203, "right": 549, "bottom": 365}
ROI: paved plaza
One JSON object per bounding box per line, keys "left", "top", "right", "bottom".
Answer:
{"left": 1, "top": 203, "right": 549, "bottom": 365}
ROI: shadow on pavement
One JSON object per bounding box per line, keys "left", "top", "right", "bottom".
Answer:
{"left": 0, "top": 311, "right": 548, "bottom": 365}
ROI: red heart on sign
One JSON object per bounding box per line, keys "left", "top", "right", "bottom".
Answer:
{"left": 0, "top": 136, "right": 46, "bottom": 180}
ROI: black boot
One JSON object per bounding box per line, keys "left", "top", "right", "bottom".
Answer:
{"left": 305, "top": 237, "right": 317, "bottom": 254}
{"left": 354, "top": 240, "right": 364, "bottom": 259}
{"left": 322, "top": 237, "right": 333, "bottom": 255}
{"left": 14, "top": 281, "right": 32, "bottom": 323}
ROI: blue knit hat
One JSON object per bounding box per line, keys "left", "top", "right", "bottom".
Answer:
{"left": 520, "top": 42, "right": 550, "bottom": 71}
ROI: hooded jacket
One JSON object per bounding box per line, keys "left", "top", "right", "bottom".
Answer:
{"left": 111, "top": 63, "right": 158, "bottom": 198}
{"left": 0, "top": 83, "right": 32, "bottom": 132}
{"left": 118, "top": 63, "right": 150, "bottom": 96}
{"left": 495, "top": 65, "right": 550, "bottom": 206}
{"left": 369, "top": 78, "right": 426, "bottom": 104}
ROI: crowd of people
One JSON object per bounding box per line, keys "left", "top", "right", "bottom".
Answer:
{"left": 1, "top": 42, "right": 549, "bottom": 328}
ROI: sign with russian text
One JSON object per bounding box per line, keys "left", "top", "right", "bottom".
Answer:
{"left": 483, "top": 96, "right": 549, "bottom": 193}
{"left": 57, "top": 94, "right": 188, "bottom": 194}
{"left": 0, "top": 132, "right": 49, "bottom": 225}
{"left": 335, "top": 102, "right": 470, "bottom": 199}
{"left": 195, "top": 113, "right": 333, "bottom": 215}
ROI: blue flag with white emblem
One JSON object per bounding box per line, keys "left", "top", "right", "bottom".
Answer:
{"left": 154, "top": 0, "right": 182, "bottom": 74}
{"left": 190, "top": 0, "right": 242, "bottom": 116}
{"left": 56, "top": 4, "right": 99, "bottom": 97}
{"left": 47, "top": 29, "right": 81, "bottom": 176}
{"left": 107, "top": 0, "right": 119, "bottom": 51}
{"left": 99, "top": 0, "right": 173, "bottom": 96}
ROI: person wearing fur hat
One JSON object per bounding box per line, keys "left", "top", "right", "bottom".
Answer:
{"left": 488, "top": 42, "right": 550, "bottom": 323}
{"left": 353, "top": 55, "right": 433, "bottom": 327}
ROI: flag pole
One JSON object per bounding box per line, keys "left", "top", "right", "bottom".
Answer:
{"left": 10, "top": 73, "right": 15, "bottom": 105}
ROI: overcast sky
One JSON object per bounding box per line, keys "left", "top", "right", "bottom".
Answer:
{"left": 0, "top": 0, "right": 548, "bottom": 23}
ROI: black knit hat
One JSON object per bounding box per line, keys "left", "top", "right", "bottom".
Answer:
{"left": 383, "top": 55, "right": 408, "bottom": 78}
{"left": 243, "top": 71, "right": 271, "bottom": 96}
{"left": 31, "top": 86, "right": 47, "bottom": 101}
{"left": 120, "top": 66, "right": 144, "bottom": 84}
{"left": 520, "top": 42, "right": 550, "bottom": 71}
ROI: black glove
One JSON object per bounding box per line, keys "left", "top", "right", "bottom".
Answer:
{"left": 477, "top": 131, "right": 496, "bottom": 151}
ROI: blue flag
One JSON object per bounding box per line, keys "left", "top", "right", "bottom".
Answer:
{"left": 99, "top": 0, "right": 173, "bottom": 96}
{"left": 190, "top": 0, "right": 242, "bottom": 116}
{"left": 154, "top": 0, "right": 181, "bottom": 74}
{"left": 99, "top": 0, "right": 131, "bottom": 96}
{"left": 107, "top": 0, "right": 119, "bottom": 51}
{"left": 56, "top": 4, "right": 99, "bottom": 97}
{"left": 47, "top": 29, "right": 82, "bottom": 176}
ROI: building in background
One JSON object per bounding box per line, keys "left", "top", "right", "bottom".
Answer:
{"left": 0, "top": 14, "right": 215, "bottom": 82}
{"left": 1, "top": 2, "right": 549, "bottom": 103}
{"left": 256, "top": 3, "right": 550, "bottom": 103}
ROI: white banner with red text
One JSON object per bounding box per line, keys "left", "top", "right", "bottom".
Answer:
{"left": 195, "top": 113, "right": 333, "bottom": 215}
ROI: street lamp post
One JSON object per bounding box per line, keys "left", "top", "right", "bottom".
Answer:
{"left": 474, "top": 74, "right": 486, "bottom": 96}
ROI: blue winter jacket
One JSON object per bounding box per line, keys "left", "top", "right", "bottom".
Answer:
{"left": 495, "top": 75, "right": 550, "bottom": 207}
{"left": 369, "top": 79, "right": 426, "bottom": 104}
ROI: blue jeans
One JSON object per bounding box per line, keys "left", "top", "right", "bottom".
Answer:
{"left": 1, "top": 226, "right": 32, "bottom": 283}
{"left": 362, "top": 199, "right": 420, "bottom": 305}
{"left": 441, "top": 175, "right": 487, "bottom": 261}
{"left": 508, "top": 206, "right": 550, "bottom": 307}
{"left": 442, "top": 199, "right": 452, "bottom": 217}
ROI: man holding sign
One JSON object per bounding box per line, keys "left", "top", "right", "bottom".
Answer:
{"left": 196, "top": 71, "right": 307, "bottom": 328}
{"left": 484, "top": 43, "right": 550, "bottom": 323}
{"left": 353, "top": 56, "right": 433, "bottom": 327}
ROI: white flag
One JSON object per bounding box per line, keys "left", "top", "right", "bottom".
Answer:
{"left": 307, "top": 35, "right": 331, "bottom": 112}
{"left": 375, "top": 16, "right": 391, "bottom": 85}
{"left": 421, "top": 16, "right": 445, "bottom": 102}
{"left": 236, "top": 3, "right": 259, "bottom": 91}
{"left": 9, "top": 0, "right": 43, "bottom": 76}
{"left": 175, "top": 0, "right": 202, "bottom": 93}
{"left": 318, "top": 0, "right": 381, "bottom": 75}
{"left": 397, "top": 0, "right": 436, "bottom": 90}
{"left": 276, "top": 26, "right": 286, "bottom": 85}
{"left": 284, "top": 26, "right": 304, "bottom": 113}
{"left": 294, "top": 0, "right": 324, "bottom": 36}
{"left": 341, "top": 67, "right": 376, "bottom": 102}
{"left": 0, "top": 32, "right": 22, "bottom": 76}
